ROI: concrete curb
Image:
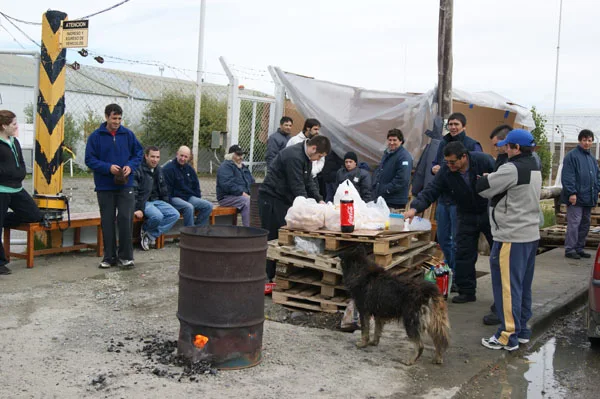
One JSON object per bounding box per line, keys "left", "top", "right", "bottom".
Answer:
{"left": 528, "top": 285, "right": 589, "bottom": 344}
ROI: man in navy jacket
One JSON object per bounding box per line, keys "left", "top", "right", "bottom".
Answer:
{"left": 372, "top": 129, "right": 413, "bottom": 210}
{"left": 265, "top": 116, "right": 293, "bottom": 168}
{"left": 561, "top": 129, "right": 600, "bottom": 259}
{"left": 85, "top": 103, "right": 143, "bottom": 269}
{"left": 405, "top": 142, "right": 495, "bottom": 303}
{"left": 216, "top": 145, "right": 255, "bottom": 227}
{"left": 163, "top": 146, "right": 213, "bottom": 227}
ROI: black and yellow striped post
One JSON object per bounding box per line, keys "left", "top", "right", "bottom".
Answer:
{"left": 34, "top": 10, "right": 68, "bottom": 216}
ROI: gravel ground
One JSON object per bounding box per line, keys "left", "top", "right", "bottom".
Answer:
{"left": 0, "top": 177, "right": 452, "bottom": 398}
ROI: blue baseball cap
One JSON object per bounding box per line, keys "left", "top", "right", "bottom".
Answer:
{"left": 496, "top": 129, "right": 536, "bottom": 147}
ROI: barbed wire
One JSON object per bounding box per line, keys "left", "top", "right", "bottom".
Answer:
{"left": 0, "top": 11, "right": 41, "bottom": 25}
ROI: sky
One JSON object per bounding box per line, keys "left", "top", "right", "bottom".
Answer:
{"left": 1, "top": 0, "right": 599, "bottom": 113}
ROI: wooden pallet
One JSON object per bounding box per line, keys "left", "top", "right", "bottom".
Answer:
{"left": 559, "top": 204, "right": 600, "bottom": 214}
{"left": 271, "top": 286, "right": 350, "bottom": 313}
{"left": 539, "top": 224, "right": 600, "bottom": 248}
{"left": 278, "top": 228, "right": 432, "bottom": 255}
{"left": 276, "top": 262, "right": 342, "bottom": 285}
{"left": 556, "top": 213, "right": 600, "bottom": 226}
{"left": 268, "top": 241, "right": 344, "bottom": 274}
{"left": 275, "top": 273, "right": 346, "bottom": 299}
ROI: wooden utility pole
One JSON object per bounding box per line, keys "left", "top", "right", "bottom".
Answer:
{"left": 437, "top": 0, "right": 453, "bottom": 118}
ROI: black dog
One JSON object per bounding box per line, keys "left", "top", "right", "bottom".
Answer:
{"left": 340, "top": 246, "right": 450, "bottom": 365}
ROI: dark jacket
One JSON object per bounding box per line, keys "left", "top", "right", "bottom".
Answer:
{"left": 85, "top": 122, "right": 144, "bottom": 191}
{"left": 336, "top": 167, "right": 372, "bottom": 202}
{"left": 0, "top": 137, "right": 26, "bottom": 189}
{"left": 216, "top": 158, "right": 255, "bottom": 201}
{"left": 321, "top": 150, "right": 344, "bottom": 184}
{"left": 372, "top": 146, "right": 413, "bottom": 206}
{"left": 411, "top": 151, "right": 495, "bottom": 215}
{"left": 494, "top": 153, "right": 509, "bottom": 172}
{"left": 163, "top": 159, "right": 201, "bottom": 200}
{"left": 433, "top": 130, "right": 482, "bottom": 205}
{"left": 265, "top": 128, "right": 290, "bottom": 168}
{"left": 259, "top": 142, "right": 322, "bottom": 205}
{"left": 561, "top": 145, "right": 600, "bottom": 207}
{"left": 134, "top": 162, "right": 170, "bottom": 212}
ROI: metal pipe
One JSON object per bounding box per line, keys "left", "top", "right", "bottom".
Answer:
{"left": 549, "top": 0, "right": 563, "bottom": 186}
{"left": 192, "top": 0, "right": 206, "bottom": 171}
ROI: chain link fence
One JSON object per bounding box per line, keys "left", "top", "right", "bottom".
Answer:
{"left": 1, "top": 54, "right": 276, "bottom": 201}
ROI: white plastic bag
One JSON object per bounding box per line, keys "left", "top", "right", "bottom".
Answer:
{"left": 333, "top": 179, "right": 364, "bottom": 207}
{"left": 359, "top": 197, "right": 390, "bottom": 230}
{"left": 285, "top": 196, "right": 325, "bottom": 231}
{"left": 294, "top": 237, "right": 325, "bottom": 254}
{"left": 324, "top": 203, "right": 341, "bottom": 231}
{"left": 407, "top": 216, "right": 432, "bottom": 231}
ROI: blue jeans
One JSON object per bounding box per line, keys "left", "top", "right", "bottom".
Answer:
{"left": 435, "top": 202, "right": 457, "bottom": 271}
{"left": 143, "top": 200, "right": 180, "bottom": 240}
{"left": 171, "top": 196, "right": 213, "bottom": 227}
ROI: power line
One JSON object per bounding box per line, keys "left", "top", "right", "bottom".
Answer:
{"left": 0, "top": 11, "right": 40, "bottom": 25}
{"left": 0, "top": 1, "right": 133, "bottom": 27}
{"left": 0, "top": 12, "right": 40, "bottom": 47}
{"left": 0, "top": 20, "right": 27, "bottom": 48}
{"left": 77, "top": 0, "right": 133, "bottom": 19}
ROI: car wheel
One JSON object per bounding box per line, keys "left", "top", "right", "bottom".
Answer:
{"left": 590, "top": 337, "right": 600, "bottom": 349}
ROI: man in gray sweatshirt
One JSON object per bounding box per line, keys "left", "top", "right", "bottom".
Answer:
{"left": 475, "top": 129, "right": 542, "bottom": 352}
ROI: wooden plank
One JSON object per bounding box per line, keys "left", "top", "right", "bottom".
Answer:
{"left": 271, "top": 290, "right": 349, "bottom": 313}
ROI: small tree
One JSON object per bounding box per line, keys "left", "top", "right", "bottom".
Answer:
{"left": 23, "top": 103, "right": 34, "bottom": 123}
{"left": 80, "top": 108, "right": 103, "bottom": 142}
{"left": 62, "top": 113, "right": 79, "bottom": 161}
{"left": 140, "top": 91, "right": 227, "bottom": 154}
{"left": 531, "top": 106, "right": 551, "bottom": 181}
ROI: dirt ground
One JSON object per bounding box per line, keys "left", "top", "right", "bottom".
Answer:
{"left": 0, "top": 178, "right": 454, "bottom": 398}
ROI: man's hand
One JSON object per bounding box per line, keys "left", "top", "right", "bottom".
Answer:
{"left": 432, "top": 165, "right": 441, "bottom": 175}
{"left": 122, "top": 166, "right": 132, "bottom": 177}
{"left": 569, "top": 194, "right": 577, "bottom": 205}
{"left": 319, "top": 200, "right": 325, "bottom": 204}
{"left": 110, "top": 165, "right": 121, "bottom": 175}
{"left": 403, "top": 208, "right": 417, "bottom": 221}
{"left": 134, "top": 210, "right": 144, "bottom": 219}
{"left": 242, "top": 192, "right": 250, "bottom": 198}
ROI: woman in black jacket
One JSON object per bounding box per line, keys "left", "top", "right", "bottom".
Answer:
{"left": 0, "top": 110, "right": 43, "bottom": 275}
{"left": 335, "top": 152, "right": 372, "bottom": 202}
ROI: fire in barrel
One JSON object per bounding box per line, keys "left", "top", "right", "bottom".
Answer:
{"left": 177, "top": 225, "right": 268, "bottom": 369}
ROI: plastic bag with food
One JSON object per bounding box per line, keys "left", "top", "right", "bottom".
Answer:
{"left": 284, "top": 196, "right": 325, "bottom": 231}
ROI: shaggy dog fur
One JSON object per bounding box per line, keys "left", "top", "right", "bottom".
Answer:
{"left": 340, "top": 246, "right": 450, "bottom": 365}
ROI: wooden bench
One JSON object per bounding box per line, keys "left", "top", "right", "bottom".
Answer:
{"left": 3, "top": 212, "right": 103, "bottom": 268}
{"left": 134, "top": 206, "right": 238, "bottom": 249}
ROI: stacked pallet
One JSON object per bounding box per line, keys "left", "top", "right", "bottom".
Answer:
{"left": 267, "top": 228, "right": 442, "bottom": 313}
{"left": 539, "top": 224, "right": 600, "bottom": 248}
{"left": 556, "top": 197, "right": 600, "bottom": 226}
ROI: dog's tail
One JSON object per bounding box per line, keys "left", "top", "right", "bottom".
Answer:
{"left": 425, "top": 295, "right": 450, "bottom": 356}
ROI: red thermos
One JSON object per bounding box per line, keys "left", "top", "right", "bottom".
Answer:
{"left": 340, "top": 190, "right": 355, "bottom": 233}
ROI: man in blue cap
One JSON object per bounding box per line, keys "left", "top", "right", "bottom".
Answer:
{"left": 475, "top": 129, "right": 542, "bottom": 351}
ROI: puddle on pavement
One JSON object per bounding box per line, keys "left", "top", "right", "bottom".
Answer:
{"left": 522, "top": 337, "right": 567, "bottom": 398}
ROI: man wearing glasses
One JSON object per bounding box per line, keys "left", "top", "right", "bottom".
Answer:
{"left": 430, "top": 113, "right": 482, "bottom": 291}
{"left": 405, "top": 141, "right": 494, "bottom": 303}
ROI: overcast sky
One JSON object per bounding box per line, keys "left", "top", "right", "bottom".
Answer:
{"left": 1, "top": 0, "right": 599, "bottom": 112}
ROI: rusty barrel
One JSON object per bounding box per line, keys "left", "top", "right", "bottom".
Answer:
{"left": 177, "top": 225, "right": 268, "bottom": 369}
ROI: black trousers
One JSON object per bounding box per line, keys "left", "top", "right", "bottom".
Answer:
{"left": 0, "top": 189, "right": 43, "bottom": 266}
{"left": 454, "top": 211, "right": 493, "bottom": 296}
{"left": 97, "top": 189, "right": 135, "bottom": 263}
{"left": 258, "top": 192, "right": 290, "bottom": 280}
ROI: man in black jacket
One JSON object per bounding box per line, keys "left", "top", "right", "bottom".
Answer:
{"left": 259, "top": 135, "right": 331, "bottom": 292}
{"left": 336, "top": 151, "right": 372, "bottom": 202}
{"left": 405, "top": 142, "right": 495, "bottom": 303}
{"left": 134, "top": 146, "right": 180, "bottom": 252}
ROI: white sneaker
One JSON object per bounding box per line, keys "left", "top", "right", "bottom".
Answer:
{"left": 481, "top": 335, "right": 519, "bottom": 351}
{"left": 119, "top": 259, "right": 135, "bottom": 269}
{"left": 98, "top": 260, "right": 113, "bottom": 269}
{"left": 518, "top": 337, "right": 530, "bottom": 344}
{"left": 140, "top": 232, "right": 150, "bottom": 251}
